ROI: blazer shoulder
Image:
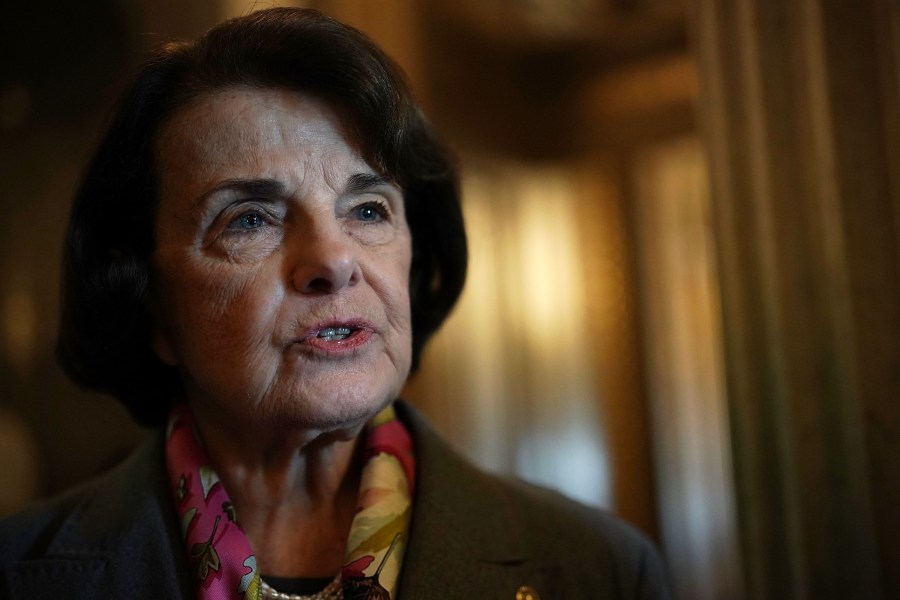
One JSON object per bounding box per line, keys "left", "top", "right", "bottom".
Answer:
{"left": 0, "top": 474, "right": 104, "bottom": 565}
{"left": 398, "top": 399, "right": 658, "bottom": 557}
{"left": 511, "top": 475, "right": 658, "bottom": 554}
{"left": 506, "top": 474, "right": 649, "bottom": 546}
{"left": 0, "top": 432, "right": 164, "bottom": 566}
{"left": 396, "top": 400, "right": 670, "bottom": 598}
{"left": 484, "top": 468, "right": 670, "bottom": 598}
{"left": 0, "top": 433, "right": 194, "bottom": 599}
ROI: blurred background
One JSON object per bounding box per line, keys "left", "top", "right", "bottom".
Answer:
{"left": 1, "top": 1, "right": 897, "bottom": 598}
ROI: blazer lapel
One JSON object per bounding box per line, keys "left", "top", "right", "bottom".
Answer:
{"left": 2, "top": 434, "right": 191, "bottom": 599}
{"left": 396, "top": 402, "right": 563, "bottom": 600}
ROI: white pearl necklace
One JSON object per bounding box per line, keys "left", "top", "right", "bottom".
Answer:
{"left": 259, "top": 574, "right": 343, "bottom": 600}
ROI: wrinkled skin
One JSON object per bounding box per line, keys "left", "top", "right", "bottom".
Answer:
{"left": 150, "top": 87, "right": 414, "bottom": 440}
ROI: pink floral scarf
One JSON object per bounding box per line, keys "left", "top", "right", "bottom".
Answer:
{"left": 165, "top": 403, "right": 415, "bottom": 600}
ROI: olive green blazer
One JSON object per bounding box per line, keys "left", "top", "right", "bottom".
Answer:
{"left": 0, "top": 402, "right": 669, "bottom": 599}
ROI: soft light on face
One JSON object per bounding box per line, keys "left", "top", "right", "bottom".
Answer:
{"left": 150, "top": 87, "right": 413, "bottom": 435}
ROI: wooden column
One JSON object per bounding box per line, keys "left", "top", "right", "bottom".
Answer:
{"left": 693, "top": 0, "right": 900, "bottom": 598}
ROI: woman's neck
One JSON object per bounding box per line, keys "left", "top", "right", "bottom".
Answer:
{"left": 190, "top": 405, "right": 367, "bottom": 578}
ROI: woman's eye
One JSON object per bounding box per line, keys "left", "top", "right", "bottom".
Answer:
{"left": 228, "top": 211, "right": 265, "bottom": 230}
{"left": 354, "top": 202, "right": 387, "bottom": 222}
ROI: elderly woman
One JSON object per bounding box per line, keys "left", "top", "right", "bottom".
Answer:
{"left": 0, "top": 8, "right": 667, "bottom": 600}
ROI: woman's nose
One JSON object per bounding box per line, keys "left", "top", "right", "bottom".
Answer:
{"left": 289, "top": 222, "right": 360, "bottom": 294}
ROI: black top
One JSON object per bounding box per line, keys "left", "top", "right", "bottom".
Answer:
{"left": 262, "top": 574, "right": 334, "bottom": 595}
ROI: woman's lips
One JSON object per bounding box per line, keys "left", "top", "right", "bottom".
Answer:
{"left": 296, "top": 320, "right": 375, "bottom": 353}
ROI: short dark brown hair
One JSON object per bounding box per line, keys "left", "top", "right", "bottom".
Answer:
{"left": 57, "top": 7, "right": 467, "bottom": 427}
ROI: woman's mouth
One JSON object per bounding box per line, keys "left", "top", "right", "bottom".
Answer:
{"left": 316, "top": 326, "right": 353, "bottom": 342}
{"left": 296, "top": 321, "right": 375, "bottom": 354}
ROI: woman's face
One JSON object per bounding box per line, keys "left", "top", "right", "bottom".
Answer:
{"left": 150, "top": 87, "right": 413, "bottom": 434}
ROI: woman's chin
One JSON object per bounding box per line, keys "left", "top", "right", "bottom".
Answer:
{"left": 267, "top": 391, "right": 394, "bottom": 435}
{"left": 279, "top": 362, "right": 406, "bottom": 429}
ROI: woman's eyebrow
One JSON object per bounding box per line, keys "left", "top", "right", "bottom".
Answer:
{"left": 345, "top": 172, "right": 391, "bottom": 194}
{"left": 192, "top": 178, "right": 286, "bottom": 209}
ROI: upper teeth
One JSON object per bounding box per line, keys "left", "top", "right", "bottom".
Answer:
{"left": 318, "top": 327, "right": 352, "bottom": 341}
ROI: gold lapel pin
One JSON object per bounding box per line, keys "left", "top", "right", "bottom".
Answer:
{"left": 516, "top": 585, "right": 540, "bottom": 600}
